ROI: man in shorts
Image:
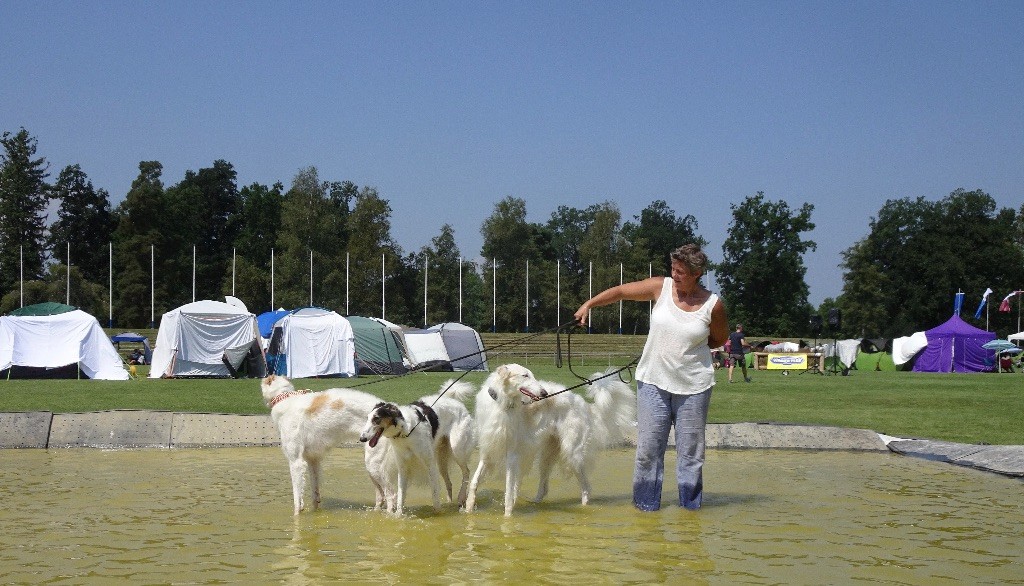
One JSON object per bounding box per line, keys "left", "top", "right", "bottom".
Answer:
{"left": 728, "top": 324, "right": 751, "bottom": 383}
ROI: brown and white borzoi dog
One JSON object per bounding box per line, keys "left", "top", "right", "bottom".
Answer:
{"left": 359, "top": 380, "right": 476, "bottom": 515}
{"left": 464, "top": 363, "right": 636, "bottom": 516}
{"left": 261, "top": 374, "right": 383, "bottom": 515}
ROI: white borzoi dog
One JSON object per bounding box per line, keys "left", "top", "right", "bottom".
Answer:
{"left": 261, "top": 374, "right": 383, "bottom": 515}
{"left": 359, "top": 380, "right": 476, "bottom": 515}
{"left": 464, "top": 363, "right": 636, "bottom": 516}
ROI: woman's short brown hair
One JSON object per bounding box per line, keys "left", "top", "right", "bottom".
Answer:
{"left": 670, "top": 243, "right": 708, "bottom": 274}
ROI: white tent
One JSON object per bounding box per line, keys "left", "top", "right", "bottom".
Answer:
{"left": 403, "top": 329, "right": 452, "bottom": 371}
{"left": 0, "top": 309, "right": 130, "bottom": 380}
{"left": 267, "top": 308, "right": 356, "bottom": 378}
{"left": 1008, "top": 332, "right": 1024, "bottom": 343}
{"left": 150, "top": 300, "right": 262, "bottom": 378}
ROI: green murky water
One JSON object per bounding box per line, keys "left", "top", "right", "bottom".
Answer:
{"left": 0, "top": 447, "right": 1021, "bottom": 584}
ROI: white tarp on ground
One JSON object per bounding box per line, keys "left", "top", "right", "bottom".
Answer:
{"left": 150, "top": 300, "right": 259, "bottom": 378}
{"left": 0, "top": 310, "right": 130, "bottom": 380}
{"left": 272, "top": 308, "right": 355, "bottom": 378}
{"left": 892, "top": 331, "right": 929, "bottom": 366}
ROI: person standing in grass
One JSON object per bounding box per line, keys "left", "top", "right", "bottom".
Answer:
{"left": 574, "top": 243, "right": 729, "bottom": 511}
{"left": 728, "top": 324, "right": 751, "bottom": 383}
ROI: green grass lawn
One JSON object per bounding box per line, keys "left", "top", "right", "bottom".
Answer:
{"left": 1, "top": 358, "right": 1021, "bottom": 445}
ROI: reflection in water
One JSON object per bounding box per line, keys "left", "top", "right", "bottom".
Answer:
{"left": 0, "top": 447, "right": 1021, "bottom": 584}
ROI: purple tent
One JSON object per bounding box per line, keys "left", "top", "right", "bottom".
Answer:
{"left": 911, "top": 314, "right": 996, "bottom": 373}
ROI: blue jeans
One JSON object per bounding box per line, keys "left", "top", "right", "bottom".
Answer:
{"left": 633, "top": 381, "right": 712, "bottom": 511}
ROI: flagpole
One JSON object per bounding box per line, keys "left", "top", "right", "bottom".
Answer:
{"left": 108, "top": 242, "right": 113, "bottom": 328}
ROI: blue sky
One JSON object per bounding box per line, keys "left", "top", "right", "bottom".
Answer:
{"left": 4, "top": 1, "right": 1022, "bottom": 305}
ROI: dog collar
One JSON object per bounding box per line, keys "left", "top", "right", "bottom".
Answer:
{"left": 268, "top": 389, "right": 311, "bottom": 409}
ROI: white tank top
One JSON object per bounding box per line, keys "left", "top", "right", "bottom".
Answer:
{"left": 635, "top": 277, "right": 717, "bottom": 395}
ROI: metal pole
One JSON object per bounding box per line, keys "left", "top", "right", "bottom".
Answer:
{"left": 648, "top": 262, "right": 653, "bottom": 319}
{"left": 66, "top": 242, "right": 70, "bottom": 305}
{"left": 345, "top": 252, "right": 349, "bottom": 315}
{"left": 618, "top": 262, "right": 623, "bottom": 334}
{"left": 525, "top": 259, "right": 529, "bottom": 332}
{"left": 423, "top": 255, "right": 428, "bottom": 327}
{"left": 458, "top": 256, "right": 463, "bottom": 324}
{"left": 232, "top": 248, "right": 236, "bottom": 297}
{"left": 192, "top": 245, "right": 196, "bottom": 302}
{"left": 309, "top": 250, "right": 313, "bottom": 306}
{"left": 492, "top": 259, "right": 496, "bottom": 333}
{"left": 556, "top": 259, "right": 560, "bottom": 328}
{"left": 381, "top": 252, "right": 386, "bottom": 320}
{"left": 270, "top": 248, "right": 274, "bottom": 310}
{"left": 588, "top": 261, "right": 592, "bottom": 333}
{"left": 150, "top": 245, "right": 154, "bottom": 328}
{"left": 108, "top": 242, "right": 113, "bottom": 327}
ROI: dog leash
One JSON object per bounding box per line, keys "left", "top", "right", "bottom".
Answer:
{"left": 524, "top": 357, "right": 640, "bottom": 401}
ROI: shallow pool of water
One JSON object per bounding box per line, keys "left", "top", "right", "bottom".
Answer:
{"left": 0, "top": 447, "right": 1021, "bottom": 584}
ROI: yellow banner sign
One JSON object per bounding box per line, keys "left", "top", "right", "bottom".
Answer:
{"left": 766, "top": 353, "right": 809, "bottom": 370}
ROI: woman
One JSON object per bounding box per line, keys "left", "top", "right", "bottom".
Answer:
{"left": 574, "top": 243, "right": 728, "bottom": 510}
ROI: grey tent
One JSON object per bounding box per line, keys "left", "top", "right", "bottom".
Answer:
{"left": 348, "top": 316, "right": 409, "bottom": 375}
{"left": 427, "top": 322, "right": 489, "bottom": 371}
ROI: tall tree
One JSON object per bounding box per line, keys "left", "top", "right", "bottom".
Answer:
{"left": 162, "top": 160, "right": 241, "bottom": 304}
{"left": 0, "top": 128, "right": 50, "bottom": 294}
{"left": 480, "top": 196, "right": 537, "bottom": 331}
{"left": 269, "top": 169, "right": 355, "bottom": 311}
{"left": 838, "top": 189, "right": 1024, "bottom": 337}
{"left": 0, "top": 264, "right": 107, "bottom": 316}
{"left": 47, "top": 164, "right": 115, "bottom": 283}
{"left": 345, "top": 185, "right": 407, "bottom": 322}
{"left": 717, "top": 192, "right": 816, "bottom": 336}
{"left": 546, "top": 205, "right": 592, "bottom": 327}
{"left": 621, "top": 199, "right": 704, "bottom": 275}
{"left": 579, "top": 202, "right": 627, "bottom": 333}
{"left": 420, "top": 224, "right": 462, "bottom": 326}
{"left": 112, "top": 161, "right": 166, "bottom": 327}
{"left": 229, "top": 181, "right": 284, "bottom": 312}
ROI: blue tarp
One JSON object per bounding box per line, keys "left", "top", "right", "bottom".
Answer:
{"left": 257, "top": 310, "right": 290, "bottom": 339}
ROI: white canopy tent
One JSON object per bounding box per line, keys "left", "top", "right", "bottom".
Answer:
{"left": 150, "top": 300, "right": 262, "bottom": 378}
{"left": 267, "top": 308, "right": 356, "bottom": 378}
{"left": 0, "top": 309, "right": 130, "bottom": 380}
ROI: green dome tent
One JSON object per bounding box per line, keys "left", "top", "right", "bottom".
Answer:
{"left": 347, "top": 316, "right": 409, "bottom": 375}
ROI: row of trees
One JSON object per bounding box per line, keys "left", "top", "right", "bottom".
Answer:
{"left": 2, "top": 126, "right": 1023, "bottom": 338}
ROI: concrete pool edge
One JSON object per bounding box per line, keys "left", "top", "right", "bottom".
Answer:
{"left": 1, "top": 410, "right": 1021, "bottom": 478}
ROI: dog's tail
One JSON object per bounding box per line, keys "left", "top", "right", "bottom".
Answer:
{"left": 437, "top": 379, "right": 476, "bottom": 403}
{"left": 585, "top": 370, "right": 637, "bottom": 448}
